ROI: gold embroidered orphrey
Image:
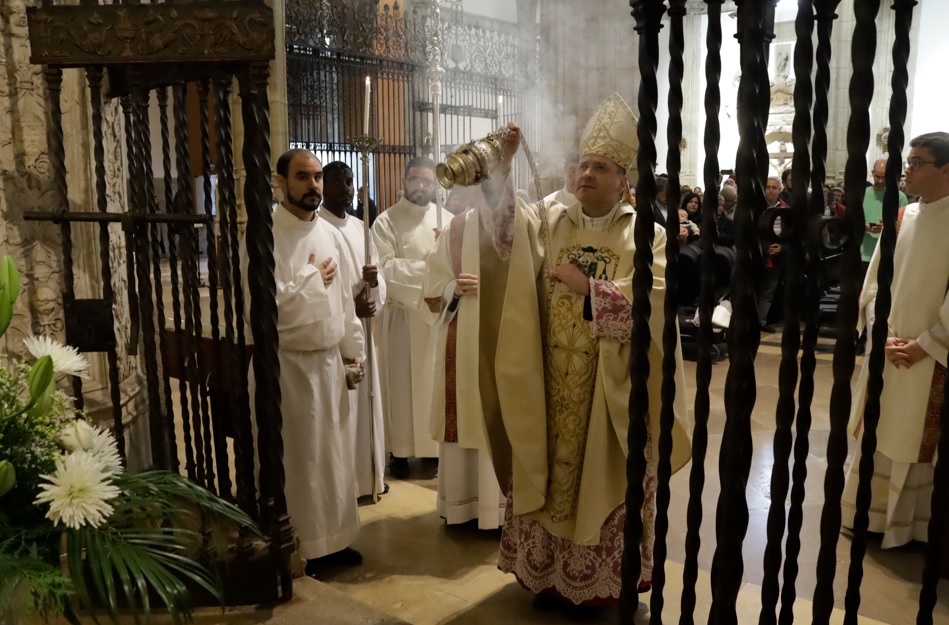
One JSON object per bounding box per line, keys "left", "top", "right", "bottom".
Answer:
{"left": 542, "top": 240, "right": 620, "bottom": 524}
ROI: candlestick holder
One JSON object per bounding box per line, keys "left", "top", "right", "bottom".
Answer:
{"left": 351, "top": 135, "right": 384, "bottom": 159}
{"left": 349, "top": 133, "right": 383, "bottom": 502}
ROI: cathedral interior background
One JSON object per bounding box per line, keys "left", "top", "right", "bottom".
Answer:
{"left": 1, "top": 0, "right": 948, "bottom": 623}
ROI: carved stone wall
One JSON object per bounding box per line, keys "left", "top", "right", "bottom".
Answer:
{"left": 0, "top": 0, "right": 147, "bottom": 465}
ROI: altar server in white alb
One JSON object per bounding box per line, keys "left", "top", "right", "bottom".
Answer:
{"left": 843, "top": 132, "right": 949, "bottom": 548}
{"left": 372, "top": 156, "right": 453, "bottom": 477}
{"left": 242, "top": 149, "right": 365, "bottom": 578}
{"left": 321, "top": 160, "right": 388, "bottom": 499}
{"left": 423, "top": 186, "right": 506, "bottom": 529}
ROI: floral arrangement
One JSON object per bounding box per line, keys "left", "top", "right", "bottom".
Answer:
{"left": 0, "top": 255, "right": 257, "bottom": 624}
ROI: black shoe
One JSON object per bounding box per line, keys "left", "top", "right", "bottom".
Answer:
{"left": 563, "top": 603, "right": 603, "bottom": 622}
{"left": 390, "top": 457, "right": 409, "bottom": 479}
{"left": 531, "top": 593, "right": 563, "bottom": 612}
{"left": 381, "top": 482, "right": 390, "bottom": 495}
{"left": 322, "top": 547, "right": 363, "bottom": 567}
{"left": 304, "top": 558, "right": 322, "bottom": 579}
{"left": 760, "top": 323, "right": 776, "bottom": 334}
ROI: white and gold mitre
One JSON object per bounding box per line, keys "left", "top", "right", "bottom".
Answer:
{"left": 579, "top": 93, "right": 639, "bottom": 172}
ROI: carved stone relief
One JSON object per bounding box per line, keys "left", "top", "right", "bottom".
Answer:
{"left": 0, "top": 0, "right": 145, "bottom": 443}
{"left": 0, "top": 0, "right": 65, "bottom": 352}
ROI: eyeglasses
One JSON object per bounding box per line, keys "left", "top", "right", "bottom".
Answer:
{"left": 407, "top": 176, "right": 435, "bottom": 187}
{"left": 904, "top": 160, "right": 938, "bottom": 171}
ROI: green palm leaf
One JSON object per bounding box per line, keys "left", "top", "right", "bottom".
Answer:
{"left": 64, "top": 470, "right": 259, "bottom": 625}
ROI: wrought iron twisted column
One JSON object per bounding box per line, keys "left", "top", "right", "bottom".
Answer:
{"left": 43, "top": 67, "right": 84, "bottom": 409}
{"left": 845, "top": 1, "right": 917, "bottom": 624}
{"left": 760, "top": 1, "right": 815, "bottom": 623}
{"left": 129, "top": 78, "right": 170, "bottom": 470}
{"left": 159, "top": 85, "right": 198, "bottom": 482}
{"left": 240, "top": 63, "right": 293, "bottom": 601}
{"left": 709, "top": 3, "right": 775, "bottom": 624}
{"left": 120, "top": 96, "right": 141, "bottom": 357}
{"left": 811, "top": 2, "right": 879, "bottom": 622}
{"left": 86, "top": 66, "right": 127, "bottom": 462}
{"left": 197, "top": 78, "right": 222, "bottom": 494}
{"left": 213, "top": 76, "right": 241, "bottom": 505}
{"left": 137, "top": 82, "right": 180, "bottom": 473}
{"left": 173, "top": 82, "right": 208, "bottom": 486}
{"left": 679, "top": 2, "right": 724, "bottom": 624}
{"left": 622, "top": 1, "right": 665, "bottom": 621}
{"left": 834, "top": 0, "right": 882, "bottom": 621}
{"left": 216, "top": 76, "right": 257, "bottom": 561}
{"left": 216, "top": 76, "right": 256, "bottom": 523}
{"left": 650, "top": 1, "right": 686, "bottom": 622}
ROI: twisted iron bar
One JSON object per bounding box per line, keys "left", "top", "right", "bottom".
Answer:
{"left": 86, "top": 66, "right": 127, "bottom": 463}
{"left": 134, "top": 78, "right": 176, "bottom": 472}
{"left": 709, "top": 3, "right": 773, "bottom": 623}
{"left": 836, "top": 0, "right": 881, "bottom": 620}
{"left": 159, "top": 85, "right": 198, "bottom": 482}
{"left": 197, "top": 78, "right": 221, "bottom": 493}
{"left": 240, "top": 64, "right": 294, "bottom": 600}
{"left": 216, "top": 77, "right": 257, "bottom": 563}
{"left": 43, "top": 67, "right": 84, "bottom": 409}
{"left": 778, "top": 1, "right": 819, "bottom": 621}
{"left": 758, "top": 1, "right": 815, "bottom": 623}
{"left": 845, "top": 1, "right": 916, "bottom": 623}
{"left": 811, "top": 2, "right": 879, "bottom": 623}
{"left": 173, "top": 82, "right": 208, "bottom": 486}
{"left": 679, "top": 2, "right": 724, "bottom": 624}
{"left": 129, "top": 78, "right": 169, "bottom": 470}
{"left": 120, "top": 96, "right": 141, "bottom": 358}
{"left": 139, "top": 87, "right": 179, "bottom": 473}
{"left": 216, "top": 76, "right": 257, "bottom": 526}
{"left": 212, "top": 76, "right": 240, "bottom": 505}
{"left": 650, "top": 1, "right": 686, "bottom": 622}
{"left": 622, "top": 1, "right": 665, "bottom": 621}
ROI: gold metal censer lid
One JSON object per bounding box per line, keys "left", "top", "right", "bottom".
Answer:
{"left": 436, "top": 128, "right": 511, "bottom": 189}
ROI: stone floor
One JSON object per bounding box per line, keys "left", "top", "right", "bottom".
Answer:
{"left": 313, "top": 338, "right": 948, "bottom": 625}
{"left": 156, "top": 262, "right": 947, "bottom": 624}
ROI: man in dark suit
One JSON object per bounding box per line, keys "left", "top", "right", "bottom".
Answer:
{"left": 652, "top": 175, "right": 669, "bottom": 226}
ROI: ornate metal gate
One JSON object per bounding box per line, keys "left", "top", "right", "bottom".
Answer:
{"left": 285, "top": 0, "right": 539, "bottom": 212}
{"left": 25, "top": 0, "right": 293, "bottom": 604}
{"left": 621, "top": 1, "right": 948, "bottom": 623}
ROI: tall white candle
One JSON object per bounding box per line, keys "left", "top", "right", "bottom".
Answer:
{"left": 497, "top": 94, "right": 504, "bottom": 126}
{"left": 363, "top": 76, "right": 371, "bottom": 135}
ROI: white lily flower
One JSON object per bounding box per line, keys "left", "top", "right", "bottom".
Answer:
{"left": 61, "top": 420, "right": 95, "bottom": 452}
{"left": 23, "top": 336, "right": 89, "bottom": 379}
{"left": 34, "top": 451, "right": 120, "bottom": 529}
{"left": 61, "top": 421, "right": 123, "bottom": 476}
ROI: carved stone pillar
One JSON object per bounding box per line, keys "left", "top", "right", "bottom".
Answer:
{"left": 1, "top": 0, "right": 147, "bottom": 465}
{"left": 824, "top": 0, "right": 918, "bottom": 181}
{"left": 269, "top": 0, "right": 289, "bottom": 162}
{"left": 680, "top": 11, "right": 703, "bottom": 186}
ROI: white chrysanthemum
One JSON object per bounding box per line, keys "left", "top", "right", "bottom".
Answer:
{"left": 61, "top": 421, "right": 123, "bottom": 476}
{"left": 34, "top": 451, "right": 120, "bottom": 529}
{"left": 23, "top": 336, "right": 89, "bottom": 378}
